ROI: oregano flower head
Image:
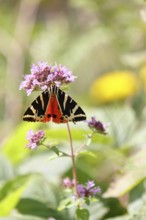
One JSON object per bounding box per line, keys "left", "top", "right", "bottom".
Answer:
{"left": 63, "top": 177, "right": 75, "bottom": 188}
{"left": 63, "top": 178, "right": 101, "bottom": 198}
{"left": 87, "top": 116, "right": 108, "bottom": 134}
{"left": 26, "top": 129, "right": 45, "bottom": 149}
{"left": 77, "top": 180, "right": 101, "bottom": 198}
{"left": 19, "top": 62, "right": 76, "bottom": 95}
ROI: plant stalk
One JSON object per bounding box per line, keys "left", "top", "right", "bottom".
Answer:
{"left": 67, "top": 122, "right": 78, "bottom": 197}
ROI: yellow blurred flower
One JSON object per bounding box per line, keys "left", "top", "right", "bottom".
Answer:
{"left": 140, "top": 64, "right": 146, "bottom": 89}
{"left": 90, "top": 71, "right": 138, "bottom": 104}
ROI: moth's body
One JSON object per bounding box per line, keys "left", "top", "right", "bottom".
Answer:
{"left": 23, "top": 85, "right": 86, "bottom": 123}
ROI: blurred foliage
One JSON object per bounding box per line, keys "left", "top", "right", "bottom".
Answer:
{"left": 1, "top": 0, "right": 146, "bottom": 219}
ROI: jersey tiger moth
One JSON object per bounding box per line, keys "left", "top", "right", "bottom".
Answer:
{"left": 23, "top": 84, "right": 86, "bottom": 123}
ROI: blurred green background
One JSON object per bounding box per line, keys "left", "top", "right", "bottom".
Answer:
{"left": 1, "top": 0, "right": 146, "bottom": 219}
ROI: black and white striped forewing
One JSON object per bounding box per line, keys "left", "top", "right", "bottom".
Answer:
{"left": 56, "top": 86, "right": 86, "bottom": 122}
{"left": 23, "top": 90, "right": 50, "bottom": 122}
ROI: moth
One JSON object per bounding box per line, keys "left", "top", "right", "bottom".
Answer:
{"left": 23, "top": 84, "right": 86, "bottom": 123}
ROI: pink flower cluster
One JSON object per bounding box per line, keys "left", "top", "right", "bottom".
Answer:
{"left": 63, "top": 178, "right": 101, "bottom": 198}
{"left": 63, "top": 177, "right": 75, "bottom": 188}
{"left": 26, "top": 130, "right": 45, "bottom": 149}
{"left": 77, "top": 180, "right": 101, "bottom": 198}
{"left": 87, "top": 116, "right": 108, "bottom": 134}
{"left": 20, "top": 62, "right": 76, "bottom": 95}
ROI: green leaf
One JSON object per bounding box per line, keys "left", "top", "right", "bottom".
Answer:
{"left": 50, "top": 146, "right": 62, "bottom": 156}
{"left": 16, "top": 198, "right": 66, "bottom": 220}
{"left": 76, "top": 208, "right": 90, "bottom": 220}
{"left": 50, "top": 146, "right": 69, "bottom": 157}
{"left": 58, "top": 197, "right": 73, "bottom": 211}
{"left": 46, "top": 146, "right": 70, "bottom": 161}
{"left": 0, "top": 174, "right": 31, "bottom": 216}
{"left": 84, "top": 197, "right": 90, "bottom": 206}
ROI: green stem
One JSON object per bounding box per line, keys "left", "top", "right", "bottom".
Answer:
{"left": 67, "top": 122, "right": 78, "bottom": 197}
